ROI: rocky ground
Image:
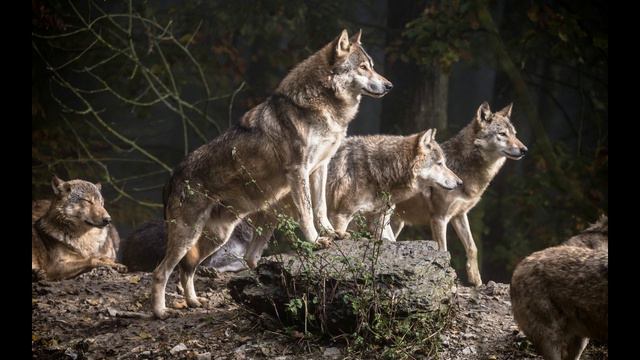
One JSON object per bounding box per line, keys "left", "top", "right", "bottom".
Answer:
{"left": 32, "top": 268, "right": 608, "bottom": 359}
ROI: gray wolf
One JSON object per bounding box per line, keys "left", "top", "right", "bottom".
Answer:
{"left": 152, "top": 29, "right": 392, "bottom": 319}
{"left": 119, "top": 219, "right": 251, "bottom": 273}
{"left": 243, "top": 128, "right": 462, "bottom": 268}
{"left": 391, "top": 102, "right": 527, "bottom": 286}
{"left": 510, "top": 216, "right": 608, "bottom": 360}
{"left": 563, "top": 215, "right": 608, "bottom": 250}
{"left": 32, "top": 176, "right": 126, "bottom": 281}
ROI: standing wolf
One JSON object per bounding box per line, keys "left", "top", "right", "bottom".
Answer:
{"left": 391, "top": 102, "right": 527, "bottom": 286}
{"left": 243, "top": 128, "right": 463, "bottom": 268}
{"left": 510, "top": 216, "right": 608, "bottom": 360}
{"left": 152, "top": 29, "right": 392, "bottom": 319}
{"left": 32, "top": 176, "right": 126, "bottom": 281}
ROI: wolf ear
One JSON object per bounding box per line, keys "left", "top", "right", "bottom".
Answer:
{"left": 350, "top": 29, "right": 362, "bottom": 45}
{"left": 335, "top": 29, "right": 351, "bottom": 59}
{"left": 419, "top": 129, "right": 435, "bottom": 147}
{"left": 496, "top": 103, "right": 513, "bottom": 118}
{"left": 476, "top": 102, "right": 492, "bottom": 125}
{"left": 51, "top": 175, "right": 69, "bottom": 195}
{"left": 95, "top": 182, "right": 102, "bottom": 192}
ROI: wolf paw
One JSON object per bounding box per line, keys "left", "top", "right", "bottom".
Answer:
{"left": 316, "top": 236, "right": 333, "bottom": 249}
{"left": 335, "top": 231, "right": 351, "bottom": 240}
{"left": 186, "top": 296, "right": 208, "bottom": 308}
{"left": 468, "top": 274, "right": 483, "bottom": 287}
{"left": 245, "top": 257, "right": 259, "bottom": 270}
{"left": 153, "top": 307, "right": 179, "bottom": 320}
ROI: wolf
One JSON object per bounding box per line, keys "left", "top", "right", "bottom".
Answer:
{"left": 510, "top": 216, "right": 608, "bottom": 360}
{"left": 119, "top": 219, "right": 252, "bottom": 273}
{"left": 242, "top": 128, "right": 463, "bottom": 268}
{"left": 391, "top": 102, "right": 527, "bottom": 286}
{"left": 32, "top": 176, "right": 126, "bottom": 281}
{"left": 152, "top": 29, "right": 392, "bottom": 319}
{"left": 563, "top": 215, "right": 607, "bottom": 250}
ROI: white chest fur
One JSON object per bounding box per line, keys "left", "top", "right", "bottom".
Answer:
{"left": 307, "top": 112, "right": 347, "bottom": 171}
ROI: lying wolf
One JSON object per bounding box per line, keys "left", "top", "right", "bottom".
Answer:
{"left": 510, "top": 216, "right": 608, "bottom": 360}
{"left": 119, "top": 219, "right": 252, "bottom": 273}
{"left": 391, "top": 102, "right": 528, "bottom": 286}
{"left": 32, "top": 176, "right": 126, "bottom": 281}
{"left": 152, "top": 29, "right": 392, "bottom": 319}
{"left": 242, "top": 129, "right": 462, "bottom": 268}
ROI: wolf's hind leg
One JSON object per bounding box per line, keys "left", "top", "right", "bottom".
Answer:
{"left": 152, "top": 209, "right": 208, "bottom": 319}
{"left": 179, "top": 210, "right": 241, "bottom": 308}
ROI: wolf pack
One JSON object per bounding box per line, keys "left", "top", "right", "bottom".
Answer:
{"left": 32, "top": 30, "right": 607, "bottom": 360}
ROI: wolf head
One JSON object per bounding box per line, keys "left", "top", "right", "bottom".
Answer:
{"left": 472, "top": 102, "right": 528, "bottom": 160}
{"left": 50, "top": 176, "right": 112, "bottom": 229}
{"left": 414, "top": 129, "right": 463, "bottom": 190}
{"left": 329, "top": 29, "right": 393, "bottom": 99}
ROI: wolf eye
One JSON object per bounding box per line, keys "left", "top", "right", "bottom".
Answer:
{"left": 359, "top": 64, "right": 367, "bottom": 70}
{"left": 499, "top": 132, "right": 507, "bottom": 137}
{"left": 81, "top": 198, "right": 94, "bottom": 204}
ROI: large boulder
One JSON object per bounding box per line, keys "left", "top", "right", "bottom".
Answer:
{"left": 228, "top": 239, "right": 457, "bottom": 335}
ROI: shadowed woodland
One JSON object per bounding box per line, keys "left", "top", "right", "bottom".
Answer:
{"left": 32, "top": 0, "right": 607, "bottom": 283}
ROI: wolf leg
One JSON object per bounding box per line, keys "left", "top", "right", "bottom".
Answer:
{"left": 564, "top": 336, "right": 589, "bottom": 360}
{"left": 310, "top": 163, "right": 336, "bottom": 235}
{"left": 430, "top": 217, "right": 448, "bottom": 252}
{"left": 245, "top": 229, "right": 274, "bottom": 269}
{"left": 390, "top": 217, "right": 405, "bottom": 239}
{"left": 152, "top": 208, "right": 208, "bottom": 319}
{"left": 242, "top": 211, "right": 276, "bottom": 268}
{"left": 179, "top": 210, "right": 241, "bottom": 308}
{"left": 45, "top": 256, "right": 126, "bottom": 281}
{"left": 330, "top": 213, "right": 352, "bottom": 239}
{"left": 451, "top": 214, "right": 482, "bottom": 286}
{"left": 287, "top": 169, "right": 325, "bottom": 245}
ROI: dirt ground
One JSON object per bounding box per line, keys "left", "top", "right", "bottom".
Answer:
{"left": 32, "top": 268, "right": 608, "bottom": 359}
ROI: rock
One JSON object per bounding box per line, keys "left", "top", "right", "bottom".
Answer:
{"left": 197, "top": 352, "right": 212, "bottom": 360}
{"left": 228, "top": 239, "right": 457, "bottom": 335}
{"left": 64, "top": 348, "right": 78, "bottom": 359}
{"left": 322, "top": 347, "right": 341, "bottom": 358}
{"left": 170, "top": 343, "right": 188, "bottom": 355}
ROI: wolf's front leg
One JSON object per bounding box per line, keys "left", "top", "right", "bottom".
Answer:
{"left": 287, "top": 169, "right": 329, "bottom": 247}
{"left": 451, "top": 213, "right": 482, "bottom": 287}
{"left": 46, "top": 257, "right": 127, "bottom": 281}
{"left": 310, "top": 163, "right": 336, "bottom": 236}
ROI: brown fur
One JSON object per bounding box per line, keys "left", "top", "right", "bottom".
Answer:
{"left": 510, "top": 216, "right": 608, "bottom": 360}
{"left": 151, "top": 30, "right": 392, "bottom": 319}
{"left": 392, "top": 102, "right": 527, "bottom": 286}
{"left": 243, "top": 129, "right": 462, "bottom": 268}
{"left": 563, "top": 215, "right": 607, "bottom": 250}
{"left": 32, "top": 177, "right": 126, "bottom": 281}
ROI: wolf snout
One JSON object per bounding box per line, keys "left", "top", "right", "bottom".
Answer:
{"left": 384, "top": 81, "right": 393, "bottom": 92}
{"left": 102, "top": 216, "right": 112, "bottom": 226}
{"left": 519, "top": 146, "right": 528, "bottom": 156}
